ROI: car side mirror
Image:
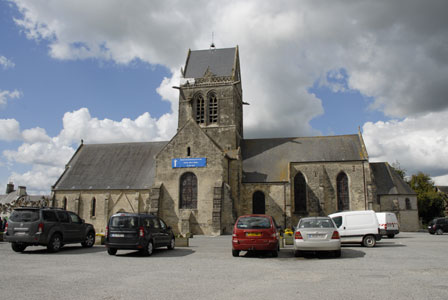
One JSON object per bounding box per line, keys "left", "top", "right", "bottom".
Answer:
{"left": 81, "top": 219, "right": 85, "bottom": 224}
{"left": 167, "top": 226, "right": 172, "bottom": 230}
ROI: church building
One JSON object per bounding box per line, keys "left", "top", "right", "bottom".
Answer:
{"left": 52, "top": 46, "right": 419, "bottom": 235}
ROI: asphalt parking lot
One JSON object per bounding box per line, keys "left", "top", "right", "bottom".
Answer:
{"left": 1, "top": 232, "right": 447, "bottom": 300}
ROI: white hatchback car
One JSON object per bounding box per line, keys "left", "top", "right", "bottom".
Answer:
{"left": 294, "top": 217, "right": 341, "bottom": 258}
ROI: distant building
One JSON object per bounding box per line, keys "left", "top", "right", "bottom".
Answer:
{"left": 0, "top": 182, "right": 50, "bottom": 217}
{"left": 370, "top": 163, "right": 419, "bottom": 231}
{"left": 51, "top": 46, "right": 420, "bottom": 235}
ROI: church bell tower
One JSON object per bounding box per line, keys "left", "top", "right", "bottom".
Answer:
{"left": 177, "top": 46, "right": 243, "bottom": 151}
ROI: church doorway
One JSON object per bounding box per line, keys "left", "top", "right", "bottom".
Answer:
{"left": 252, "top": 191, "right": 266, "bottom": 214}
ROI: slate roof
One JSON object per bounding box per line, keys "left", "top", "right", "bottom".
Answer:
{"left": 242, "top": 135, "right": 368, "bottom": 183}
{"left": 370, "top": 162, "right": 416, "bottom": 195}
{"left": 53, "top": 142, "right": 168, "bottom": 191}
{"left": 184, "top": 47, "right": 236, "bottom": 78}
{"left": 0, "top": 192, "right": 20, "bottom": 205}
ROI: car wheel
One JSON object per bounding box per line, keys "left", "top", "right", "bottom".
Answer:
{"left": 11, "top": 242, "right": 27, "bottom": 253}
{"left": 362, "top": 235, "right": 376, "bottom": 248}
{"left": 387, "top": 234, "right": 395, "bottom": 238}
{"left": 436, "top": 228, "right": 444, "bottom": 235}
{"left": 142, "top": 240, "right": 154, "bottom": 256}
{"left": 294, "top": 250, "right": 302, "bottom": 257}
{"left": 107, "top": 248, "right": 117, "bottom": 256}
{"left": 334, "top": 250, "right": 341, "bottom": 258}
{"left": 167, "top": 237, "right": 175, "bottom": 250}
{"left": 47, "top": 234, "right": 63, "bottom": 253}
{"left": 271, "top": 249, "right": 278, "bottom": 257}
{"left": 81, "top": 231, "right": 95, "bottom": 248}
{"left": 232, "top": 250, "right": 240, "bottom": 257}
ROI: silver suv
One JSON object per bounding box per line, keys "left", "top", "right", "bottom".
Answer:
{"left": 4, "top": 207, "right": 96, "bottom": 253}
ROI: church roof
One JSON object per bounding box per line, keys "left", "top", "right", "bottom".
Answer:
{"left": 370, "top": 162, "right": 416, "bottom": 195}
{"left": 241, "top": 134, "right": 367, "bottom": 183}
{"left": 183, "top": 47, "right": 236, "bottom": 78}
{"left": 53, "top": 142, "right": 167, "bottom": 191}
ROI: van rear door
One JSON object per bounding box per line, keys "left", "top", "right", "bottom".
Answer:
{"left": 108, "top": 215, "right": 139, "bottom": 245}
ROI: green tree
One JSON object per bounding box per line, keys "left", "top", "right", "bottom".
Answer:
{"left": 391, "top": 161, "right": 407, "bottom": 181}
{"left": 409, "top": 172, "right": 445, "bottom": 224}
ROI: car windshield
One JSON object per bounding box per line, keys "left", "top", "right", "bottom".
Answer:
{"left": 10, "top": 209, "right": 40, "bottom": 222}
{"left": 237, "top": 217, "right": 271, "bottom": 229}
{"left": 110, "top": 216, "right": 138, "bottom": 229}
{"left": 298, "top": 218, "right": 334, "bottom": 229}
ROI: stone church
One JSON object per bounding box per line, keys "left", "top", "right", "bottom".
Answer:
{"left": 52, "top": 46, "right": 419, "bottom": 235}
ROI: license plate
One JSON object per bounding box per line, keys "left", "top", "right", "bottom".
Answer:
{"left": 246, "top": 232, "right": 261, "bottom": 237}
{"left": 15, "top": 232, "right": 26, "bottom": 236}
{"left": 111, "top": 233, "right": 125, "bottom": 238}
{"left": 308, "top": 234, "right": 325, "bottom": 238}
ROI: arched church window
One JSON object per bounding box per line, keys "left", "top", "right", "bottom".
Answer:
{"left": 252, "top": 191, "right": 265, "bottom": 214}
{"left": 195, "top": 94, "right": 205, "bottom": 124}
{"left": 180, "top": 172, "right": 198, "bottom": 209}
{"left": 91, "top": 197, "right": 96, "bottom": 217}
{"left": 294, "top": 172, "right": 307, "bottom": 212}
{"left": 63, "top": 197, "right": 67, "bottom": 210}
{"left": 337, "top": 172, "right": 349, "bottom": 211}
{"left": 208, "top": 92, "right": 218, "bottom": 123}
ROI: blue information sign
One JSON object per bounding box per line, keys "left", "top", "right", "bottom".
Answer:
{"left": 172, "top": 158, "right": 207, "bottom": 168}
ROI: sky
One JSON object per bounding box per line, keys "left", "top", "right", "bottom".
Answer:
{"left": 1, "top": 0, "right": 448, "bottom": 195}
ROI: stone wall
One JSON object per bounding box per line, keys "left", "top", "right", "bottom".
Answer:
{"left": 241, "top": 183, "right": 287, "bottom": 227}
{"left": 53, "top": 190, "right": 150, "bottom": 234}
{"left": 379, "top": 194, "right": 419, "bottom": 231}
{"left": 155, "top": 120, "right": 229, "bottom": 236}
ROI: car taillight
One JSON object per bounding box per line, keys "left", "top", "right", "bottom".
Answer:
{"left": 294, "top": 231, "right": 303, "bottom": 239}
{"left": 385, "top": 224, "right": 388, "bottom": 230}
{"left": 105, "top": 226, "right": 109, "bottom": 237}
{"left": 139, "top": 226, "right": 145, "bottom": 237}
{"left": 38, "top": 223, "right": 44, "bottom": 233}
{"left": 4, "top": 222, "right": 8, "bottom": 232}
{"left": 331, "top": 231, "right": 340, "bottom": 239}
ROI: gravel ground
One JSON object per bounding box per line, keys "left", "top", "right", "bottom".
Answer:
{"left": 1, "top": 232, "right": 448, "bottom": 300}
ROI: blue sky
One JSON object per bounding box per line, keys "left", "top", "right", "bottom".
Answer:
{"left": 1, "top": 0, "right": 448, "bottom": 194}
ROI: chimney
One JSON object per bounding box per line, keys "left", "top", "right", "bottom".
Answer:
{"left": 18, "top": 186, "right": 27, "bottom": 196}
{"left": 6, "top": 182, "right": 14, "bottom": 194}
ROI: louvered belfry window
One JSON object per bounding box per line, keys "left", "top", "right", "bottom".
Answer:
{"left": 337, "top": 172, "right": 349, "bottom": 211}
{"left": 294, "top": 172, "right": 307, "bottom": 212}
{"left": 180, "top": 172, "right": 198, "bottom": 209}
{"left": 208, "top": 92, "right": 218, "bottom": 123}
{"left": 195, "top": 94, "right": 205, "bottom": 124}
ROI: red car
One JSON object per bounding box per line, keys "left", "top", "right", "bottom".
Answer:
{"left": 232, "top": 214, "right": 281, "bottom": 257}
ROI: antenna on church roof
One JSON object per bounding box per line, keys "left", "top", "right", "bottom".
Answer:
{"left": 210, "top": 32, "right": 216, "bottom": 50}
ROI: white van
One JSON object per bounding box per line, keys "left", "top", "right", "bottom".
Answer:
{"left": 329, "top": 210, "right": 382, "bottom": 247}
{"left": 376, "top": 212, "right": 399, "bottom": 238}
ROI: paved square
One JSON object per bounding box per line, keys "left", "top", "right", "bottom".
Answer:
{"left": 1, "top": 232, "right": 447, "bottom": 299}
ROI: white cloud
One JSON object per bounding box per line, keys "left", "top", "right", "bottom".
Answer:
{"left": 8, "top": 165, "right": 64, "bottom": 195}
{"left": 22, "top": 127, "right": 51, "bottom": 143}
{"left": 0, "top": 119, "right": 21, "bottom": 141}
{"left": 0, "top": 89, "right": 22, "bottom": 107}
{"left": 363, "top": 110, "right": 448, "bottom": 181}
{"left": 10, "top": 0, "right": 448, "bottom": 138}
{"left": 0, "top": 55, "right": 15, "bottom": 69}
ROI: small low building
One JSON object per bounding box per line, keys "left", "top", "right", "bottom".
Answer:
{"left": 0, "top": 182, "right": 50, "bottom": 218}
{"left": 370, "top": 163, "right": 419, "bottom": 231}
